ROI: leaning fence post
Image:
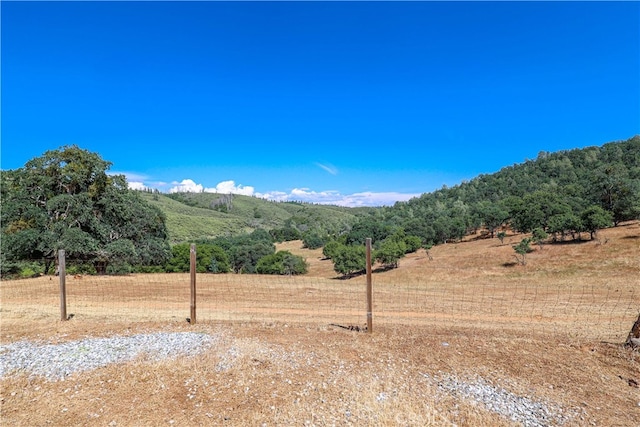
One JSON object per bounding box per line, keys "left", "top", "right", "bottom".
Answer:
{"left": 190, "top": 244, "right": 197, "bottom": 325}
{"left": 58, "top": 249, "right": 67, "bottom": 321}
{"left": 366, "top": 238, "right": 373, "bottom": 333}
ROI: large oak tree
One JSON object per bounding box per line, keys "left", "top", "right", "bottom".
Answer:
{"left": 1, "top": 145, "right": 171, "bottom": 275}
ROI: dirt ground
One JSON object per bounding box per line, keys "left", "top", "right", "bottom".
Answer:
{"left": 1, "top": 222, "right": 639, "bottom": 426}
{"left": 1, "top": 320, "right": 639, "bottom": 426}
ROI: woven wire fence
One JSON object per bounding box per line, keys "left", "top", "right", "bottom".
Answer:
{"left": 2, "top": 264, "right": 638, "bottom": 342}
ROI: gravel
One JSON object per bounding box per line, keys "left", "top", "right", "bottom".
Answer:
{"left": 424, "top": 372, "right": 576, "bottom": 427}
{"left": 0, "top": 332, "right": 217, "bottom": 381}
{"left": 1, "top": 332, "right": 577, "bottom": 426}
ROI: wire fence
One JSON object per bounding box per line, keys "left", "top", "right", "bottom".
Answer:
{"left": 2, "top": 250, "right": 638, "bottom": 342}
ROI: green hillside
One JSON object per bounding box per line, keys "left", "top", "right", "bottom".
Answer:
{"left": 139, "top": 192, "right": 370, "bottom": 244}
{"left": 138, "top": 192, "right": 250, "bottom": 243}
{"left": 139, "top": 135, "right": 639, "bottom": 245}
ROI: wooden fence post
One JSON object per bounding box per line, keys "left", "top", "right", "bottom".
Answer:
{"left": 190, "top": 244, "right": 197, "bottom": 325}
{"left": 58, "top": 249, "right": 67, "bottom": 321}
{"left": 366, "top": 238, "right": 373, "bottom": 333}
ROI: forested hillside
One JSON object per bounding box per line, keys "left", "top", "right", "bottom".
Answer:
{"left": 2, "top": 136, "right": 638, "bottom": 278}
{"left": 376, "top": 135, "right": 640, "bottom": 245}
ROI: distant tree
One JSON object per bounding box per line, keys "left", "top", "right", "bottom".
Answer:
{"left": 508, "top": 191, "right": 572, "bottom": 233}
{"left": 256, "top": 250, "right": 307, "bottom": 275}
{"left": 164, "top": 243, "right": 230, "bottom": 273}
{"left": 402, "top": 218, "right": 435, "bottom": 247}
{"left": 230, "top": 241, "right": 275, "bottom": 274}
{"left": 332, "top": 245, "right": 366, "bottom": 277}
{"left": 345, "top": 217, "right": 390, "bottom": 245}
{"left": 270, "top": 226, "right": 302, "bottom": 242}
{"left": 547, "top": 213, "right": 583, "bottom": 241}
{"left": 475, "top": 201, "right": 510, "bottom": 238}
{"left": 591, "top": 164, "right": 640, "bottom": 225}
{"left": 497, "top": 231, "right": 507, "bottom": 244}
{"left": 374, "top": 239, "right": 406, "bottom": 269}
{"left": 432, "top": 217, "right": 453, "bottom": 244}
{"left": 403, "top": 235, "right": 423, "bottom": 253}
{"left": 302, "top": 232, "right": 326, "bottom": 250}
{"left": 580, "top": 205, "right": 613, "bottom": 240}
{"left": 513, "top": 238, "right": 533, "bottom": 266}
{"left": 531, "top": 228, "right": 548, "bottom": 250}
{"left": 205, "top": 245, "right": 231, "bottom": 273}
{"left": 322, "top": 240, "right": 342, "bottom": 260}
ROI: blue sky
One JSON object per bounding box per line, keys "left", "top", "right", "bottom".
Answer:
{"left": 2, "top": 1, "right": 639, "bottom": 207}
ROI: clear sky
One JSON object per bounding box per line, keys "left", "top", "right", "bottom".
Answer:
{"left": 2, "top": 1, "right": 639, "bottom": 207}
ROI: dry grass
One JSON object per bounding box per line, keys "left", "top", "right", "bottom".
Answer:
{"left": 1, "top": 222, "right": 639, "bottom": 426}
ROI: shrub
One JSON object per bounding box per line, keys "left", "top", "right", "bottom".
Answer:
{"left": 106, "top": 262, "right": 132, "bottom": 275}
{"left": 302, "top": 232, "right": 326, "bottom": 250}
{"left": 322, "top": 240, "right": 342, "bottom": 259}
{"left": 256, "top": 251, "right": 308, "bottom": 275}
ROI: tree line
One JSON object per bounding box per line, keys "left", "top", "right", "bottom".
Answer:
{"left": 287, "top": 135, "right": 639, "bottom": 276}
{"left": 2, "top": 136, "right": 638, "bottom": 278}
{"left": 380, "top": 136, "right": 639, "bottom": 246}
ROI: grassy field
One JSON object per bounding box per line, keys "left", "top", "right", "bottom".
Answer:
{"left": 1, "top": 222, "right": 639, "bottom": 425}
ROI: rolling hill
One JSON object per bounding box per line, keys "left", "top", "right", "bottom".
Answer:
{"left": 139, "top": 136, "right": 639, "bottom": 245}
{"left": 139, "top": 191, "right": 372, "bottom": 244}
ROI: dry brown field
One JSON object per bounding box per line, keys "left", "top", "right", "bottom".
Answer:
{"left": 1, "top": 222, "right": 639, "bottom": 426}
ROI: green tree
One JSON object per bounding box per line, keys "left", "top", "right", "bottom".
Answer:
{"left": 302, "top": 232, "right": 326, "bottom": 250}
{"left": 230, "top": 241, "right": 275, "bottom": 274}
{"left": 591, "top": 164, "right": 639, "bottom": 225}
{"left": 164, "top": 243, "right": 191, "bottom": 273}
{"left": 256, "top": 250, "right": 308, "bottom": 275}
{"left": 345, "top": 217, "right": 390, "bottom": 246}
{"left": 403, "top": 235, "right": 423, "bottom": 253}
{"left": 531, "top": 228, "right": 548, "bottom": 250}
{"left": 508, "top": 191, "right": 572, "bottom": 233}
{"left": 1, "top": 146, "right": 170, "bottom": 275}
{"left": 374, "top": 239, "right": 406, "bottom": 269}
{"left": 164, "top": 243, "right": 231, "bottom": 273}
{"left": 322, "top": 240, "right": 342, "bottom": 260}
{"left": 580, "top": 205, "right": 613, "bottom": 240}
{"left": 401, "top": 218, "right": 435, "bottom": 247}
{"left": 332, "top": 245, "right": 366, "bottom": 277}
{"left": 475, "top": 201, "right": 509, "bottom": 238}
{"left": 513, "top": 238, "right": 532, "bottom": 266}
{"left": 270, "top": 226, "right": 302, "bottom": 242}
{"left": 547, "top": 213, "right": 583, "bottom": 241}
{"left": 207, "top": 245, "right": 231, "bottom": 273}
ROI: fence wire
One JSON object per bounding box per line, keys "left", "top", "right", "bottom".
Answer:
{"left": 2, "top": 267, "right": 637, "bottom": 342}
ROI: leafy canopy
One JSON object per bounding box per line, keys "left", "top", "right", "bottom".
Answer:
{"left": 1, "top": 145, "right": 171, "bottom": 275}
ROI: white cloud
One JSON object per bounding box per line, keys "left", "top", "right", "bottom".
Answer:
{"left": 121, "top": 173, "right": 419, "bottom": 207}
{"left": 128, "top": 181, "right": 147, "bottom": 191}
{"left": 256, "top": 188, "right": 420, "bottom": 207}
{"left": 314, "top": 162, "right": 338, "bottom": 175}
{"left": 337, "top": 191, "right": 421, "bottom": 207}
{"left": 210, "top": 180, "right": 255, "bottom": 196}
{"left": 255, "top": 190, "right": 289, "bottom": 202}
{"left": 169, "top": 179, "right": 255, "bottom": 196}
{"left": 169, "top": 179, "right": 203, "bottom": 193}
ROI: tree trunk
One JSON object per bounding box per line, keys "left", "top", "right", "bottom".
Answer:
{"left": 625, "top": 312, "right": 640, "bottom": 348}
